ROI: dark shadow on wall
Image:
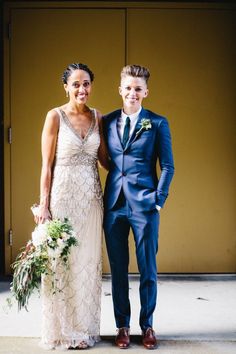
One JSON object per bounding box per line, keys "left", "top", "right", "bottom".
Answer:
{"left": 0, "top": 1, "right": 5, "bottom": 275}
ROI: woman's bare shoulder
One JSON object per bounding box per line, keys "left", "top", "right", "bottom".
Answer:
{"left": 47, "top": 106, "right": 62, "bottom": 119}
{"left": 94, "top": 109, "right": 103, "bottom": 121}
{"left": 43, "top": 108, "right": 60, "bottom": 131}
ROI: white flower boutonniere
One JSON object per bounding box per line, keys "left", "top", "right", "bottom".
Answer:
{"left": 136, "top": 118, "right": 152, "bottom": 137}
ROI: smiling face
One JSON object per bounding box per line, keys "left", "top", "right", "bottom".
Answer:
{"left": 64, "top": 69, "right": 92, "bottom": 105}
{"left": 119, "top": 75, "right": 149, "bottom": 114}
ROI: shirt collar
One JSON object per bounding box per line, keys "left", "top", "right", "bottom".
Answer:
{"left": 121, "top": 106, "right": 142, "bottom": 121}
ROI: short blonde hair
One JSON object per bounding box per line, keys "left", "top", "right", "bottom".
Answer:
{"left": 120, "top": 65, "right": 150, "bottom": 84}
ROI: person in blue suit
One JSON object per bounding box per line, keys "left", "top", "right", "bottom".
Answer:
{"left": 103, "top": 64, "right": 174, "bottom": 350}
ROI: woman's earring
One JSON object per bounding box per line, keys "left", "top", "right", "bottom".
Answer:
{"left": 66, "top": 91, "right": 69, "bottom": 97}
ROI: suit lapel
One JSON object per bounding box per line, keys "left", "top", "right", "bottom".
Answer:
{"left": 124, "top": 108, "right": 149, "bottom": 150}
{"left": 109, "top": 110, "right": 123, "bottom": 149}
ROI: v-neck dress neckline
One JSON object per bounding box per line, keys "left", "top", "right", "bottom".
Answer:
{"left": 60, "top": 108, "right": 96, "bottom": 143}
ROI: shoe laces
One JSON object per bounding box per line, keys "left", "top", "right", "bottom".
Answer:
{"left": 143, "top": 327, "right": 155, "bottom": 337}
{"left": 117, "top": 327, "right": 130, "bottom": 336}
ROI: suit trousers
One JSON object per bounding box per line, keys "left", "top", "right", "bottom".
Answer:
{"left": 104, "top": 190, "right": 160, "bottom": 330}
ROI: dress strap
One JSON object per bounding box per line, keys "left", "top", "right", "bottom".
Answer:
{"left": 93, "top": 108, "right": 97, "bottom": 119}
{"left": 91, "top": 108, "right": 99, "bottom": 128}
{"left": 53, "top": 107, "right": 63, "bottom": 124}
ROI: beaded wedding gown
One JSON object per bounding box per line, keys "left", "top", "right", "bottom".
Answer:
{"left": 40, "top": 108, "right": 103, "bottom": 350}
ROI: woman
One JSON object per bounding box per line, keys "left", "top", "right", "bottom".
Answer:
{"left": 35, "top": 63, "right": 108, "bottom": 349}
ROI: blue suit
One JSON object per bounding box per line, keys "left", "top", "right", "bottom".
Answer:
{"left": 103, "top": 107, "right": 174, "bottom": 330}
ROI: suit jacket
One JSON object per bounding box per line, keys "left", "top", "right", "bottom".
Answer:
{"left": 103, "top": 107, "right": 174, "bottom": 212}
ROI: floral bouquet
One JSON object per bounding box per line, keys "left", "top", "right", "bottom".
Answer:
{"left": 7, "top": 215, "right": 78, "bottom": 311}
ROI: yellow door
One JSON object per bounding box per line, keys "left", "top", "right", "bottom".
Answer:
{"left": 9, "top": 8, "right": 125, "bottom": 273}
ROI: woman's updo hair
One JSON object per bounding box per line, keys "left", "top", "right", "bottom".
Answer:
{"left": 62, "top": 63, "right": 94, "bottom": 84}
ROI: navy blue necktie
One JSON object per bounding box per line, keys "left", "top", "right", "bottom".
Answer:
{"left": 122, "top": 116, "right": 130, "bottom": 147}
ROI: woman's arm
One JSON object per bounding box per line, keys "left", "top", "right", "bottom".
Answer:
{"left": 35, "top": 109, "right": 59, "bottom": 224}
{"left": 97, "top": 111, "right": 110, "bottom": 171}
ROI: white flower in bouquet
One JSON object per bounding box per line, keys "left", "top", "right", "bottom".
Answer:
{"left": 61, "top": 231, "right": 70, "bottom": 241}
{"left": 50, "top": 247, "right": 62, "bottom": 259}
{"left": 31, "top": 223, "right": 48, "bottom": 247}
{"left": 47, "top": 236, "right": 53, "bottom": 243}
{"left": 47, "top": 247, "right": 56, "bottom": 259}
{"left": 57, "top": 237, "right": 64, "bottom": 248}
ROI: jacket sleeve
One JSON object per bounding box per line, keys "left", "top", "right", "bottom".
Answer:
{"left": 156, "top": 118, "right": 175, "bottom": 208}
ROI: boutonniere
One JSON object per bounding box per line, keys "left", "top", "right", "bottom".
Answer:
{"left": 136, "top": 118, "right": 152, "bottom": 137}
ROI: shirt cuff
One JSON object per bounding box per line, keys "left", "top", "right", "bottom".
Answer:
{"left": 156, "top": 205, "right": 161, "bottom": 211}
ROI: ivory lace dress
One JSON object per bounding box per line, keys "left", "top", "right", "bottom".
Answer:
{"left": 40, "top": 108, "right": 103, "bottom": 350}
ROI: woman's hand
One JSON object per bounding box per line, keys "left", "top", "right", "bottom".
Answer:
{"left": 33, "top": 204, "right": 51, "bottom": 224}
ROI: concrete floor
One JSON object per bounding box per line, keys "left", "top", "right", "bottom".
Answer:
{"left": 0, "top": 275, "right": 236, "bottom": 353}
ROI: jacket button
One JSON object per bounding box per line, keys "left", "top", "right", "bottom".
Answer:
{"left": 122, "top": 172, "right": 127, "bottom": 176}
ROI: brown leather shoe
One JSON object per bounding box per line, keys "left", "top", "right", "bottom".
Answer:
{"left": 142, "top": 327, "right": 157, "bottom": 349}
{"left": 115, "top": 327, "right": 130, "bottom": 349}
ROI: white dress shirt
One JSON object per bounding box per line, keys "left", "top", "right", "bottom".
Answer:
{"left": 117, "top": 106, "right": 142, "bottom": 141}
{"left": 117, "top": 107, "right": 161, "bottom": 211}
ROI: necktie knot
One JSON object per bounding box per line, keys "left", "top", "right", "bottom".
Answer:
{"left": 125, "top": 116, "right": 130, "bottom": 125}
{"left": 122, "top": 116, "right": 130, "bottom": 147}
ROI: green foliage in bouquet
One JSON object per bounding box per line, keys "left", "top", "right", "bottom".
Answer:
{"left": 9, "top": 241, "right": 48, "bottom": 311}
{"left": 8, "top": 218, "right": 78, "bottom": 311}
